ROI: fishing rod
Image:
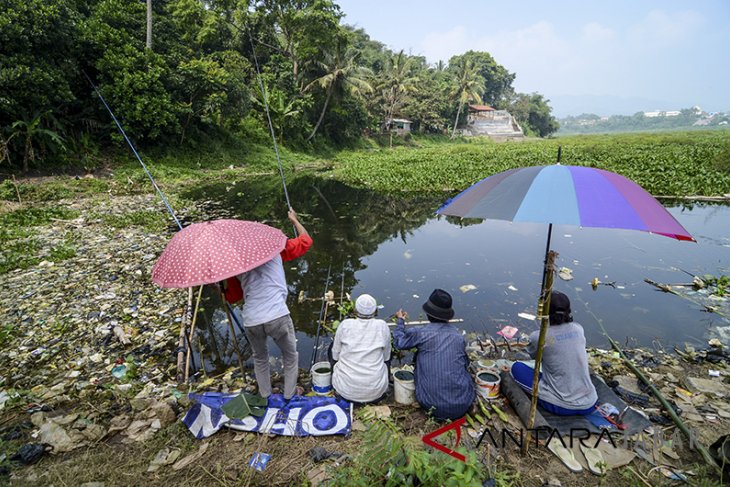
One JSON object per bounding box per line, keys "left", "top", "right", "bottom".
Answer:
{"left": 338, "top": 261, "right": 346, "bottom": 320}
{"left": 239, "top": 18, "right": 293, "bottom": 216}
{"left": 85, "top": 72, "right": 250, "bottom": 369}
{"left": 84, "top": 72, "right": 182, "bottom": 230}
{"left": 310, "top": 263, "right": 333, "bottom": 369}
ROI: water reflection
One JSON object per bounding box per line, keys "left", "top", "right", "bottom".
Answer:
{"left": 182, "top": 176, "right": 730, "bottom": 373}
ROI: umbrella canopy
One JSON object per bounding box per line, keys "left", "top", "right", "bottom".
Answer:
{"left": 437, "top": 164, "right": 694, "bottom": 241}
{"left": 152, "top": 219, "right": 287, "bottom": 288}
{"left": 437, "top": 163, "right": 694, "bottom": 448}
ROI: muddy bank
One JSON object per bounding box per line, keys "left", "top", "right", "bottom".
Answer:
{"left": 1, "top": 193, "right": 729, "bottom": 486}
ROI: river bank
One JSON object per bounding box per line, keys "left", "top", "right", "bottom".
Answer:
{"left": 1, "top": 133, "right": 729, "bottom": 484}
{"left": 0, "top": 185, "right": 727, "bottom": 485}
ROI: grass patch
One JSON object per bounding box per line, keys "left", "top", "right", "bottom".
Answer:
{"left": 0, "top": 237, "right": 41, "bottom": 274}
{"left": 0, "top": 207, "right": 80, "bottom": 227}
{"left": 49, "top": 241, "right": 77, "bottom": 261}
{"left": 0, "top": 207, "right": 81, "bottom": 274}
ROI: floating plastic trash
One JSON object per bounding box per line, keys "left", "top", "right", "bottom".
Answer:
{"left": 558, "top": 267, "right": 573, "bottom": 281}
{"left": 111, "top": 365, "right": 128, "bottom": 379}
{"left": 459, "top": 284, "right": 477, "bottom": 293}
{"left": 517, "top": 312, "right": 536, "bottom": 321}
{"left": 249, "top": 452, "right": 271, "bottom": 472}
{"left": 496, "top": 326, "right": 518, "bottom": 340}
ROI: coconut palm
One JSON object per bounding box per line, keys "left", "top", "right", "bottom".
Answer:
{"left": 304, "top": 45, "right": 373, "bottom": 141}
{"left": 375, "top": 50, "right": 419, "bottom": 132}
{"left": 449, "top": 58, "right": 485, "bottom": 138}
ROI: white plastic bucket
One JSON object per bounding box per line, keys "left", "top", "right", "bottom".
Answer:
{"left": 311, "top": 361, "right": 332, "bottom": 395}
{"left": 393, "top": 369, "right": 416, "bottom": 405}
{"left": 476, "top": 369, "right": 501, "bottom": 400}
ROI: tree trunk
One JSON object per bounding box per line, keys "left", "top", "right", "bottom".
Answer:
{"left": 307, "top": 84, "right": 333, "bottom": 142}
{"left": 146, "top": 0, "right": 152, "bottom": 50}
{"left": 451, "top": 102, "right": 463, "bottom": 139}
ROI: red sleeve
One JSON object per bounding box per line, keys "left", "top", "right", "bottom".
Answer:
{"left": 281, "top": 234, "right": 313, "bottom": 261}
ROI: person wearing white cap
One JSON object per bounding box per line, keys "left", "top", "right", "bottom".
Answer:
{"left": 330, "top": 294, "right": 391, "bottom": 403}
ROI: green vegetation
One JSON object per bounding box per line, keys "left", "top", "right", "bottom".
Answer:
{"left": 333, "top": 131, "right": 730, "bottom": 196}
{"left": 0, "top": 0, "right": 559, "bottom": 176}
{"left": 330, "top": 417, "right": 495, "bottom": 486}
{"left": 0, "top": 207, "right": 81, "bottom": 274}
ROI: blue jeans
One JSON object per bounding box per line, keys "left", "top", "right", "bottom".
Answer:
{"left": 510, "top": 362, "right": 596, "bottom": 416}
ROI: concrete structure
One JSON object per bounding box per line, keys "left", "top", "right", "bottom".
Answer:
{"left": 462, "top": 105, "right": 523, "bottom": 139}
{"left": 386, "top": 118, "right": 412, "bottom": 136}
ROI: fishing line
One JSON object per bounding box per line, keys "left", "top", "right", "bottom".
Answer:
{"left": 83, "top": 72, "right": 182, "bottom": 231}
{"left": 85, "top": 71, "right": 250, "bottom": 361}
{"left": 241, "top": 18, "right": 293, "bottom": 214}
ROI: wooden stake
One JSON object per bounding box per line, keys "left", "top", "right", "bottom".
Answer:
{"left": 185, "top": 286, "right": 204, "bottom": 381}
{"left": 176, "top": 287, "right": 193, "bottom": 384}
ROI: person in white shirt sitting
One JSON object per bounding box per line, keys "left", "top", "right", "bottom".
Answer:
{"left": 330, "top": 294, "right": 391, "bottom": 403}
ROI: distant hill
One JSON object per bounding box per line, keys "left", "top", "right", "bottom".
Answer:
{"left": 557, "top": 108, "right": 730, "bottom": 135}
{"left": 548, "top": 94, "right": 680, "bottom": 118}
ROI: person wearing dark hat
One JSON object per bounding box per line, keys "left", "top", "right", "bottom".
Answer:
{"left": 510, "top": 291, "right": 598, "bottom": 415}
{"left": 393, "top": 289, "right": 475, "bottom": 420}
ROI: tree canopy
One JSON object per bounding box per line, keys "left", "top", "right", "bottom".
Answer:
{"left": 0, "top": 0, "right": 560, "bottom": 172}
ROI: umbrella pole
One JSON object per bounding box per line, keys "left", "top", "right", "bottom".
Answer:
{"left": 185, "top": 286, "right": 204, "bottom": 381}
{"left": 220, "top": 290, "right": 247, "bottom": 376}
{"left": 522, "top": 225, "right": 557, "bottom": 455}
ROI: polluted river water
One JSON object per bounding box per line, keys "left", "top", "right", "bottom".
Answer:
{"left": 181, "top": 175, "right": 730, "bottom": 374}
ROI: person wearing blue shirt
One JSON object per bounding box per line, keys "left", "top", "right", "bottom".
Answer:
{"left": 393, "top": 289, "right": 475, "bottom": 420}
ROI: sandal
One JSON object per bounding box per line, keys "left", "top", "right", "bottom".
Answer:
{"left": 547, "top": 440, "right": 583, "bottom": 473}
{"left": 580, "top": 443, "right": 606, "bottom": 476}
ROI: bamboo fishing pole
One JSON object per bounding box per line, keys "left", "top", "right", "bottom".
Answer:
{"left": 185, "top": 286, "right": 204, "bottom": 381}
{"left": 176, "top": 288, "right": 193, "bottom": 384}
{"left": 523, "top": 248, "right": 557, "bottom": 455}
{"left": 310, "top": 263, "right": 333, "bottom": 369}
{"left": 607, "top": 335, "right": 720, "bottom": 473}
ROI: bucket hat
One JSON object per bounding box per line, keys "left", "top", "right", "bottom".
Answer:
{"left": 422, "top": 288, "right": 455, "bottom": 321}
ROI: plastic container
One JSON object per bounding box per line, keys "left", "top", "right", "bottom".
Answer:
{"left": 476, "top": 369, "right": 501, "bottom": 400}
{"left": 311, "top": 361, "right": 332, "bottom": 395}
{"left": 393, "top": 369, "right": 416, "bottom": 405}
{"left": 477, "top": 359, "right": 495, "bottom": 370}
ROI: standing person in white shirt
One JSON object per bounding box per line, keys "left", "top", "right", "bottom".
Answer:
{"left": 331, "top": 294, "right": 391, "bottom": 403}
{"left": 238, "top": 209, "right": 311, "bottom": 400}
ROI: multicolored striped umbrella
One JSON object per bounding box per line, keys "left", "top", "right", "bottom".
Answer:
{"left": 437, "top": 164, "right": 694, "bottom": 241}
{"left": 438, "top": 163, "right": 694, "bottom": 441}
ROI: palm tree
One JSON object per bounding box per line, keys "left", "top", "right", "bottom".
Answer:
{"left": 449, "top": 58, "right": 485, "bottom": 138}
{"left": 303, "top": 45, "right": 373, "bottom": 141}
{"left": 375, "top": 50, "right": 419, "bottom": 132}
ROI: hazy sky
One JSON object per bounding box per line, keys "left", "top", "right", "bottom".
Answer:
{"left": 335, "top": 0, "right": 730, "bottom": 116}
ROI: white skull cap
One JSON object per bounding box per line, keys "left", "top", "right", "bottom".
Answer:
{"left": 355, "top": 294, "right": 377, "bottom": 317}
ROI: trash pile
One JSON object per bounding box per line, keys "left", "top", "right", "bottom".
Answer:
{"left": 460, "top": 327, "right": 730, "bottom": 482}
{"left": 0, "top": 195, "right": 195, "bottom": 458}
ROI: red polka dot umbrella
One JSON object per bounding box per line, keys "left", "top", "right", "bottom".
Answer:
{"left": 151, "top": 219, "right": 287, "bottom": 288}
